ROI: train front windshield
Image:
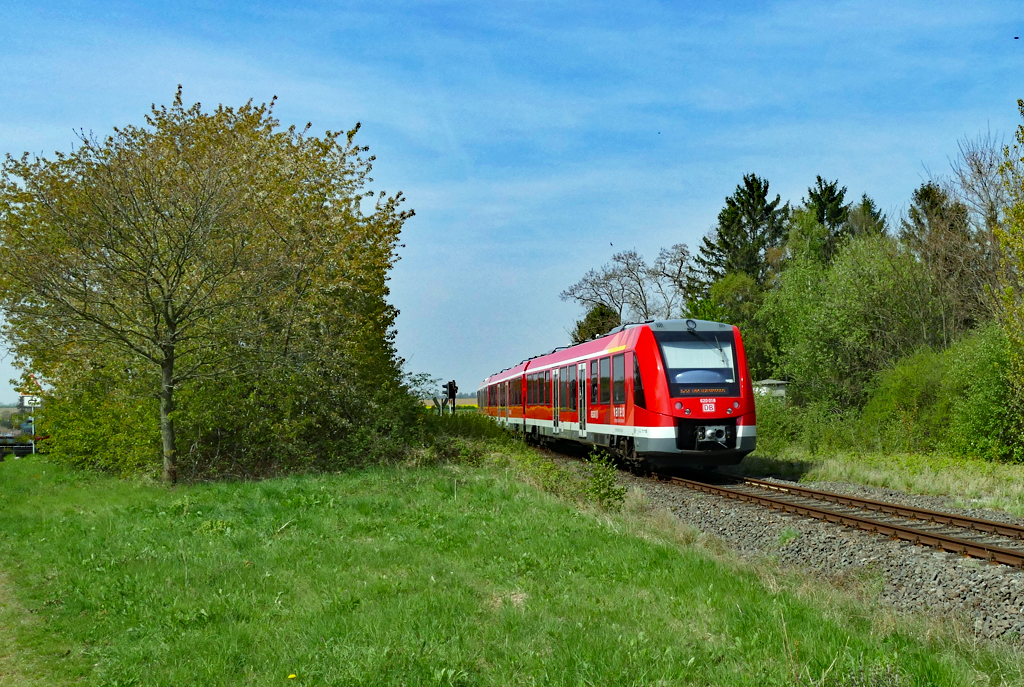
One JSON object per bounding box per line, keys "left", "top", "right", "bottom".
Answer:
{"left": 653, "top": 330, "right": 740, "bottom": 397}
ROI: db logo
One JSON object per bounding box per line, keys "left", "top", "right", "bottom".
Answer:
{"left": 702, "top": 403, "right": 715, "bottom": 412}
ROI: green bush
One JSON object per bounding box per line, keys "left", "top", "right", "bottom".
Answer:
{"left": 763, "top": 324, "right": 1020, "bottom": 460}
{"left": 37, "top": 368, "right": 160, "bottom": 476}
{"left": 581, "top": 448, "right": 626, "bottom": 510}
{"left": 942, "top": 324, "right": 1017, "bottom": 460}
{"left": 859, "top": 347, "right": 948, "bottom": 453}
{"left": 751, "top": 395, "right": 797, "bottom": 456}
{"left": 421, "top": 409, "right": 508, "bottom": 442}
{"left": 753, "top": 395, "right": 859, "bottom": 457}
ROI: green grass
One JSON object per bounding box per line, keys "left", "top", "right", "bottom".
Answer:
{"left": 739, "top": 449, "right": 1024, "bottom": 517}
{"left": 1, "top": 452, "right": 1022, "bottom": 685}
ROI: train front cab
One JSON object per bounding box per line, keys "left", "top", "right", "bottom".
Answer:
{"left": 631, "top": 319, "right": 756, "bottom": 467}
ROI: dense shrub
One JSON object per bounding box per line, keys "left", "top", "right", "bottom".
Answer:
{"left": 38, "top": 367, "right": 160, "bottom": 476}
{"left": 763, "top": 236, "right": 944, "bottom": 407}
{"left": 942, "top": 324, "right": 1017, "bottom": 460}
{"left": 859, "top": 347, "right": 948, "bottom": 453}
{"left": 760, "top": 325, "right": 1021, "bottom": 461}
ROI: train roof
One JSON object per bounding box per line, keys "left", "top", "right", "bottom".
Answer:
{"left": 479, "top": 318, "right": 736, "bottom": 387}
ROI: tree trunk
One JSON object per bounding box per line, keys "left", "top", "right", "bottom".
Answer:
{"left": 160, "top": 354, "right": 177, "bottom": 485}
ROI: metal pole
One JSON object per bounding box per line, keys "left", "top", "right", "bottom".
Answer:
{"left": 31, "top": 407, "right": 35, "bottom": 455}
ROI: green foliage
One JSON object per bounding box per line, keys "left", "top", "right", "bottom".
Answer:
{"left": 570, "top": 302, "right": 621, "bottom": 343}
{"left": 942, "top": 324, "right": 1017, "bottom": 459}
{"left": 421, "top": 410, "right": 510, "bottom": 443}
{"left": 805, "top": 175, "right": 849, "bottom": 234}
{"left": 845, "top": 193, "right": 887, "bottom": 238}
{"left": 859, "top": 347, "right": 948, "bottom": 453}
{"left": 786, "top": 206, "right": 830, "bottom": 264}
{"left": 581, "top": 447, "right": 626, "bottom": 510}
{"left": 998, "top": 99, "right": 1024, "bottom": 447}
{"left": 758, "top": 326, "right": 1018, "bottom": 460}
{"left": 696, "top": 173, "right": 789, "bottom": 286}
{"left": 37, "top": 368, "right": 160, "bottom": 475}
{"left": 709, "top": 272, "right": 773, "bottom": 378}
{"left": 751, "top": 395, "right": 798, "bottom": 457}
{"left": 856, "top": 326, "right": 1015, "bottom": 458}
{"left": 0, "top": 89, "right": 416, "bottom": 480}
{"left": 764, "top": 235, "right": 941, "bottom": 407}
{"left": 684, "top": 296, "right": 727, "bottom": 322}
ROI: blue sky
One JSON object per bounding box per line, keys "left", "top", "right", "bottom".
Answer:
{"left": 1, "top": 0, "right": 1022, "bottom": 403}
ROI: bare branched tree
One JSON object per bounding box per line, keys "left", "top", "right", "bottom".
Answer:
{"left": 561, "top": 245, "right": 700, "bottom": 329}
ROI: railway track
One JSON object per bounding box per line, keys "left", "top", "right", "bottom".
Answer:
{"left": 661, "top": 472, "right": 1024, "bottom": 568}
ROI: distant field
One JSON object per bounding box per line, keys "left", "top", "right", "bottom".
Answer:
{"left": 421, "top": 397, "right": 478, "bottom": 407}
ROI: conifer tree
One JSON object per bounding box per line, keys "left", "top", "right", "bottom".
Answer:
{"left": 695, "top": 173, "right": 789, "bottom": 286}
{"left": 846, "top": 193, "right": 887, "bottom": 237}
{"left": 805, "top": 176, "right": 849, "bottom": 233}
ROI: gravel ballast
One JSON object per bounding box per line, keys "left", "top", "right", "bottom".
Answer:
{"left": 622, "top": 471, "right": 1024, "bottom": 642}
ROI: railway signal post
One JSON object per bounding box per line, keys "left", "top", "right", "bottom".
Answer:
{"left": 448, "top": 380, "right": 458, "bottom": 415}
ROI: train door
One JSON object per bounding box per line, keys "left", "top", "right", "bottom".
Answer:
{"left": 503, "top": 381, "right": 509, "bottom": 422}
{"left": 577, "top": 362, "right": 587, "bottom": 438}
{"left": 552, "top": 368, "right": 560, "bottom": 433}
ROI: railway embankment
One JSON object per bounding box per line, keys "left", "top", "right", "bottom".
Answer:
{"left": 624, "top": 468, "right": 1024, "bottom": 641}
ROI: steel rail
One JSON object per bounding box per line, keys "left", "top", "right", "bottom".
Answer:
{"left": 667, "top": 475, "right": 1024, "bottom": 567}
{"left": 737, "top": 476, "right": 1024, "bottom": 540}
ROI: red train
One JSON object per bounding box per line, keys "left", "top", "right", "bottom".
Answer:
{"left": 477, "top": 319, "right": 756, "bottom": 468}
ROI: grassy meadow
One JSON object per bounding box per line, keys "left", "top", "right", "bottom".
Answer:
{"left": 1, "top": 436, "right": 1023, "bottom": 685}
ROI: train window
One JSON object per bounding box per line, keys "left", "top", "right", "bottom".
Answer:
{"left": 567, "top": 365, "right": 577, "bottom": 411}
{"left": 633, "top": 355, "right": 646, "bottom": 409}
{"left": 653, "top": 329, "right": 740, "bottom": 397}
{"left": 612, "top": 354, "right": 626, "bottom": 404}
{"left": 590, "top": 360, "right": 598, "bottom": 404}
{"left": 527, "top": 374, "right": 533, "bottom": 405}
{"left": 544, "top": 371, "right": 551, "bottom": 406}
{"left": 561, "top": 370, "right": 567, "bottom": 411}
{"left": 599, "top": 357, "right": 611, "bottom": 404}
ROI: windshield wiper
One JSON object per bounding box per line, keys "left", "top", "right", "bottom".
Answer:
{"left": 713, "top": 336, "right": 728, "bottom": 366}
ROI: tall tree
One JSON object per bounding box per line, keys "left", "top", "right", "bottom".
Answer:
{"left": 805, "top": 176, "right": 849, "bottom": 233}
{"left": 560, "top": 245, "right": 698, "bottom": 324}
{"left": 695, "top": 174, "right": 789, "bottom": 286}
{"left": 845, "top": 194, "right": 887, "bottom": 238}
{"left": 899, "top": 182, "right": 986, "bottom": 342}
{"left": 801, "top": 176, "right": 850, "bottom": 262}
{"left": 0, "top": 88, "right": 411, "bottom": 483}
